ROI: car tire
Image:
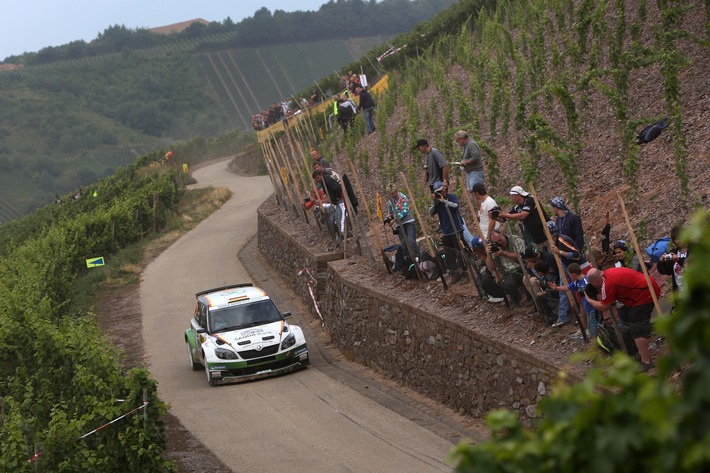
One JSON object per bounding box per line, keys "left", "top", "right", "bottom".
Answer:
{"left": 204, "top": 353, "right": 218, "bottom": 386}
{"left": 187, "top": 340, "right": 201, "bottom": 371}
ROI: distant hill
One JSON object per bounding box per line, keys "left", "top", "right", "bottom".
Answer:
{"left": 0, "top": 0, "right": 456, "bottom": 219}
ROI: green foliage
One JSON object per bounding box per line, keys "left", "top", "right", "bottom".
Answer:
{"left": 0, "top": 156, "right": 181, "bottom": 471}
{"left": 449, "top": 211, "right": 710, "bottom": 473}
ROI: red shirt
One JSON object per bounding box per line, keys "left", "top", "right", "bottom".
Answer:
{"left": 600, "top": 267, "right": 661, "bottom": 306}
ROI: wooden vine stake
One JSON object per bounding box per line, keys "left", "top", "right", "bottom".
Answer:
{"left": 616, "top": 191, "right": 664, "bottom": 318}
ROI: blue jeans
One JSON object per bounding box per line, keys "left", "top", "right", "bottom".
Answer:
{"left": 397, "top": 221, "right": 419, "bottom": 259}
{"left": 363, "top": 107, "right": 376, "bottom": 134}
{"left": 556, "top": 268, "right": 572, "bottom": 323}
{"left": 465, "top": 171, "right": 485, "bottom": 191}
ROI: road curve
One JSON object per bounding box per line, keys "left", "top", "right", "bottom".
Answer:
{"left": 141, "top": 159, "right": 457, "bottom": 472}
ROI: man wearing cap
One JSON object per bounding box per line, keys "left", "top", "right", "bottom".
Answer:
{"left": 585, "top": 267, "right": 661, "bottom": 371}
{"left": 415, "top": 139, "right": 449, "bottom": 192}
{"left": 454, "top": 130, "right": 484, "bottom": 191}
{"left": 493, "top": 186, "right": 549, "bottom": 248}
{"left": 429, "top": 181, "right": 466, "bottom": 284}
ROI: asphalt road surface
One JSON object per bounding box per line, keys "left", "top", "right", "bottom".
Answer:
{"left": 141, "top": 159, "right": 477, "bottom": 472}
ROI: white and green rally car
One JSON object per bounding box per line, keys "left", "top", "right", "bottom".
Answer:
{"left": 185, "top": 283, "right": 309, "bottom": 385}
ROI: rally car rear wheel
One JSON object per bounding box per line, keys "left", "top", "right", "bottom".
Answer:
{"left": 187, "top": 340, "right": 200, "bottom": 371}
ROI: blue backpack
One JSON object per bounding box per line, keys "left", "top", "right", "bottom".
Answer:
{"left": 646, "top": 237, "right": 671, "bottom": 263}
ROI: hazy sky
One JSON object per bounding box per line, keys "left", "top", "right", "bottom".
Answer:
{"left": 1, "top": 0, "right": 331, "bottom": 61}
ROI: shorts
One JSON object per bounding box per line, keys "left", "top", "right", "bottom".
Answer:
{"left": 618, "top": 303, "right": 653, "bottom": 339}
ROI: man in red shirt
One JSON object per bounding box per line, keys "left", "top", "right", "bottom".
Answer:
{"left": 585, "top": 267, "right": 661, "bottom": 370}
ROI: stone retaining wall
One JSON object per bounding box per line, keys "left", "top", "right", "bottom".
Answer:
{"left": 257, "top": 205, "right": 565, "bottom": 424}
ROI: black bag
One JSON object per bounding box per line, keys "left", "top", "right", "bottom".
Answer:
{"left": 637, "top": 117, "right": 669, "bottom": 144}
{"left": 596, "top": 323, "right": 639, "bottom": 357}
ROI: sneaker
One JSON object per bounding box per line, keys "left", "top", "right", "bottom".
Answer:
{"left": 487, "top": 296, "right": 505, "bottom": 303}
{"left": 569, "top": 329, "right": 591, "bottom": 340}
{"left": 640, "top": 361, "right": 655, "bottom": 373}
{"left": 551, "top": 320, "right": 569, "bottom": 328}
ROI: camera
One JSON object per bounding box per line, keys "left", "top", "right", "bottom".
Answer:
{"left": 434, "top": 191, "right": 443, "bottom": 198}
{"left": 661, "top": 254, "right": 674, "bottom": 262}
{"left": 490, "top": 242, "right": 501, "bottom": 252}
{"left": 383, "top": 216, "right": 394, "bottom": 225}
{"left": 392, "top": 227, "right": 400, "bottom": 236}
{"left": 490, "top": 206, "right": 501, "bottom": 219}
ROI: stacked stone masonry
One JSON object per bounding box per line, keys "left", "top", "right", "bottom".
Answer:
{"left": 257, "top": 205, "right": 569, "bottom": 425}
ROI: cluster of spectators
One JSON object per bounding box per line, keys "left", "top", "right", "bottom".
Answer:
{"left": 252, "top": 89, "right": 323, "bottom": 131}
{"left": 375, "top": 131, "right": 687, "bottom": 373}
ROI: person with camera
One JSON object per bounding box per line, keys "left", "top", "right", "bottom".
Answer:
{"left": 313, "top": 169, "right": 346, "bottom": 242}
{"left": 485, "top": 229, "right": 526, "bottom": 307}
{"left": 415, "top": 139, "right": 449, "bottom": 192}
{"left": 471, "top": 182, "right": 501, "bottom": 240}
{"left": 385, "top": 183, "right": 420, "bottom": 261}
{"left": 584, "top": 267, "right": 661, "bottom": 371}
{"left": 492, "top": 186, "right": 550, "bottom": 249}
{"left": 657, "top": 224, "right": 690, "bottom": 294}
{"left": 429, "top": 181, "right": 466, "bottom": 284}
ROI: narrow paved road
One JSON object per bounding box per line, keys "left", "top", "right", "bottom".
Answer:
{"left": 141, "top": 159, "right": 467, "bottom": 472}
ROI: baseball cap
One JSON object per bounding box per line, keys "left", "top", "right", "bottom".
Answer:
{"left": 432, "top": 181, "right": 445, "bottom": 192}
{"left": 470, "top": 237, "right": 485, "bottom": 249}
{"left": 510, "top": 186, "right": 530, "bottom": 197}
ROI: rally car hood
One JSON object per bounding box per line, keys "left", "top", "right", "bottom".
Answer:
{"left": 211, "top": 321, "right": 286, "bottom": 348}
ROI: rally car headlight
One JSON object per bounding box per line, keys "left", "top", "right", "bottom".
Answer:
{"left": 281, "top": 333, "right": 296, "bottom": 350}
{"left": 214, "top": 347, "right": 238, "bottom": 360}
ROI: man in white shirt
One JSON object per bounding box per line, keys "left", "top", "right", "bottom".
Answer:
{"left": 471, "top": 182, "right": 500, "bottom": 240}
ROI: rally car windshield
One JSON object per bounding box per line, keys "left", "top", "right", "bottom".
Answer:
{"left": 209, "top": 300, "right": 283, "bottom": 333}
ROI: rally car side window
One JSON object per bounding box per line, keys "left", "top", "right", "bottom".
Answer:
{"left": 197, "top": 302, "right": 208, "bottom": 328}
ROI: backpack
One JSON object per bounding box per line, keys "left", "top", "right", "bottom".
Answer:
{"left": 646, "top": 237, "right": 671, "bottom": 263}
{"left": 637, "top": 117, "right": 669, "bottom": 144}
{"left": 596, "top": 323, "right": 639, "bottom": 357}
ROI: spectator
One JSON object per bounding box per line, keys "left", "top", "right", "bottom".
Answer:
{"left": 550, "top": 196, "right": 585, "bottom": 253}
{"left": 548, "top": 262, "right": 599, "bottom": 337}
{"left": 429, "top": 181, "right": 466, "bottom": 284}
{"left": 527, "top": 260, "right": 560, "bottom": 325}
{"left": 356, "top": 86, "right": 376, "bottom": 134}
{"left": 313, "top": 169, "right": 345, "bottom": 242}
{"left": 585, "top": 267, "right": 661, "bottom": 371}
{"left": 471, "top": 182, "right": 500, "bottom": 240}
{"left": 612, "top": 239, "right": 642, "bottom": 271}
{"left": 312, "top": 161, "right": 340, "bottom": 185}
{"left": 385, "top": 183, "right": 420, "bottom": 261}
{"left": 485, "top": 229, "right": 526, "bottom": 307}
{"left": 470, "top": 237, "right": 507, "bottom": 303}
{"left": 310, "top": 148, "right": 330, "bottom": 169}
{"left": 337, "top": 95, "right": 357, "bottom": 136}
{"left": 493, "top": 186, "right": 549, "bottom": 249}
{"left": 657, "top": 224, "right": 690, "bottom": 293}
{"left": 454, "top": 130, "right": 484, "bottom": 191}
{"left": 415, "top": 139, "right": 449, "bottom": 192}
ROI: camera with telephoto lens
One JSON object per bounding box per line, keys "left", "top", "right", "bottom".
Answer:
{"left": 490, "top": 242, "right": 501, "bottom": 253}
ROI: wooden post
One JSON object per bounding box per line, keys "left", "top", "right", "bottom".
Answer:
{"left": 270, "top": 132, "right": 310, "bottom": 224}
{"left": 400, "top": 172, "right": 449, "bottom": 291}
{"left": 259, "top": 140, "right": 285, "bottom": 207}
{"left": 264, "top": 137, "right": 300, "bottom": 218}
{"left": 529, "top": 183, "right": 587, "bottom": 341}
{"left": 616, "top": 191, "right": 664, "bottom": 317}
